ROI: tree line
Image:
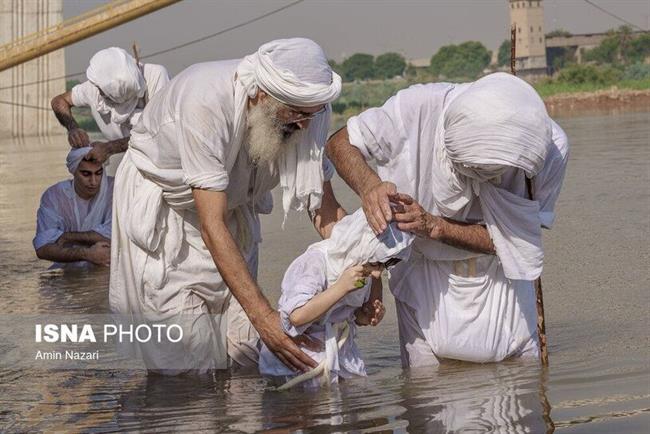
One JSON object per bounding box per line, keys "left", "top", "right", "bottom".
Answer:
{"left": 333, "top": 26, "right": 649, "bottom": 84}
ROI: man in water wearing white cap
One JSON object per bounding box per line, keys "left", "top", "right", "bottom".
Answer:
{"left": 327, "top": 73, "right": 569, "bottom": 366}
{"left": 34, "top": 147, "right": 113, "bottom": 268}
{"left": 109, "top": 38, "right": 345, "bottom": 373}
{"left": 51, "top": 47, "right": 170, "bottom": 164}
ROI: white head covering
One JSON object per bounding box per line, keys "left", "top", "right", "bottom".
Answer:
{"left": 430, "top": 72, "right": 552, "bottom": 280}
{"left": 86, "top": 47, "right": 145, "bottom": 124}
{"left": 312, "top": 209, "right": 414, "bottom": 289}
{"left": 234, "top": 38, "right": 342, "bottom": 222}
{"left": 66, "top": 146, "right": 96, "bottom": 174}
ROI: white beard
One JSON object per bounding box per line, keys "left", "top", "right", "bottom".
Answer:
{"left": 246, "top": 98, "right": 303, "bottom": 165}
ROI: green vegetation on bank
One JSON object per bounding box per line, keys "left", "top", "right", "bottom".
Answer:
{"left": 331, "top": 26, "right": 649, "bottom": 120}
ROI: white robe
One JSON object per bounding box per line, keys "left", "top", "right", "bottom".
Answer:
{"left": 259, "top": 248, "right": 368, "bottom": 385}
{"left": 259, "top": 209, "right": 412, "bottom": 386}
{"left": 109, "top": 60, "right": 333, "bottom": 373}
{"left": 71, "top": 63, "right": 170, "bottom": 140}
{"left": 33, "top": 177, "right": 114, "bottom": 268}
{"left": 347, "top": 82, "right": 569, "bottom": 365}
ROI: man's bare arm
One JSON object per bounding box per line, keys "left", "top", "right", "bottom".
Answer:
{"left": 311, "top": 181, "right": 346, "bottom": 239}
{"left": 392, "top": 193, "right": 495, "bottom": 255}
{"left": 326, "top": 128, "right": 381, "bottom": 197}
{"left": 51, "top": 91, "right": 90, "bottom": 147}
{"left": 326, "top": 128, "right": 395, "bottom": 233}
{"left": 432, "top": 217, "right": 495, "bottom": 254}
{"left": 86, "top": 137, "right": 130, "bottom": 164}
{"left": 60, "top": 231, "right": 110, "bottom": 246}
{"left": 36, "top": 241, "right": 111, "bottom": 265}
{"left": 192, "top": 188, "right": 317, "bottom": 371}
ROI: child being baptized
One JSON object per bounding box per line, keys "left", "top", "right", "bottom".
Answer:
{"left": 259, "top": 209, "right": 413, "bottom": 389}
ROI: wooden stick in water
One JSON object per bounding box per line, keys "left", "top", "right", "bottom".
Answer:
{"left": 526, "top": 176, "right": 549, "bottom": 366}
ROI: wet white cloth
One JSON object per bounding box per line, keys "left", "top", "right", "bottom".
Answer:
{"left": 110, "top": 39, "right": 338, "bottom": 373}
{"left": 259, "top": 209, "right": 413, "bottom": 384}
{"left": 33, "top": 176, "right": 114, "bottom": 267}
{"left": 72, "top": 54, "right": 170, "bottom": 140}
{"left": 66, "top": 146, "right": 93, "bottom": 174}
{"left": 347, "top": 73, "right": 569, "bottom": 364}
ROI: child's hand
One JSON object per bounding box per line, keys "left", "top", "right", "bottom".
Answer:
{"left": 336, "top": 265, "right": 366, "bottom": 291}
{"left": 355, "top": 299, "right": 386, "bottom": 327}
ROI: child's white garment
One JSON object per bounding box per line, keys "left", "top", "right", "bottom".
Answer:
{"left": 259, "top": 209, "right": 413, "bottom": 387}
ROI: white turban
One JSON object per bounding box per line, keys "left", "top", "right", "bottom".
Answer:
{"left": 237, "top": 38, "right": 341, "bottom": 107}
{"left": 86, "top": 47, "right": 145, "bottom": 124}
{"left": 233, "top": 38, "right": 342, "bottom": 223}
{"left": 66, "top": 146, "right": 95, "bottom": 174}
{"left": 311, "top": 209, "right": 414, "bottom": 288}
{"left": 431, "top": 72, "right": 552, "bottom": 280}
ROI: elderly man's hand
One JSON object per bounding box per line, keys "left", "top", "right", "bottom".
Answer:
{"left": 85, "top": 142, "right": 111, "bottom": 164}
{"left": 68, "top": 128, "right": 90, "bottom": 148}
{"left": 391, "top": 192, "right": 445, "bottom": 239}
{"left": 256, "top": 310, "right": 318, "bottom": 372}
{"left": 361, "top": 181, "right": 397, "bottom": 234}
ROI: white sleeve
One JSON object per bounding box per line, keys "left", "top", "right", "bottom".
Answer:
{"left": 33, "top": 188, "right": 65, "bottom": 250}
{"left": 177, "top": 103, "right": 232, "bottom": 191}
{"left": 346, "top": 83, "right": 446, "bottom": 164}
{"left": 143, "top": 64, "right": 171, "bottom": 99}
{"left": 535, "top": 120, "right": 569, "bottom": 229}
{"left": 277, "top": 249, "right": 328, "bottom": 337}
{"left": 70, "top": 81, "right": 98, "bottom": 108}
{"left": 346, "top": 92, "right": 404, "bottom": 164}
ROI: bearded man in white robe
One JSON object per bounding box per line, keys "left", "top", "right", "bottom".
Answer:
{"left": 109, "top": 38, "right": 346, "bottom": 373}
{"left": 326, "top": 73, "right": 569, "bottom": 366}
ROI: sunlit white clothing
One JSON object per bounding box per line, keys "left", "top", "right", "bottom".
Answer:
{"left": 347, "top": 73, "right": 569, "bottom": 365}
{"left": 110, "top": 39, "right": 338, "bottom": 373}
{"left": 259, "top": 210, "right": 413, "bottom": 385}
{"left": 72, "top": 59, "right": 169, "bottom": 141}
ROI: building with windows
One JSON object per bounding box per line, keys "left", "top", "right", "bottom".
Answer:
{"left": 509, "top": 0, "right": 547, "bottom": 74}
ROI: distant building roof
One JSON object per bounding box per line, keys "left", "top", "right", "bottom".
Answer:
{"left": 408, "top": 57, "right": 430, "bottom": 68}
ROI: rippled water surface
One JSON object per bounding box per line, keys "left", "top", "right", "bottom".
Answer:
{"left": 0, "top": 110, "right": 648, "bottom": 432}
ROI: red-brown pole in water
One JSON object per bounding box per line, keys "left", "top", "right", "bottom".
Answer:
{"left": 511, "top": 24, "right": 549, "bottom": 366}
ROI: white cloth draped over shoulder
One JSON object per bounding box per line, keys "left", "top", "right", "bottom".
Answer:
{"left": 346, "top": 73, "right": 569, "bottom": 364}
{"left": 259, "top": 209, "right": 413, "bottom": 385}
{"left": 110, "top": 38, "right": 341, "bottom": 373}
{"left": 34, "top": 147, "right": 113, "bottom": 268}
{"left": 72, "top": 47, "right": 170, "bottom": 141}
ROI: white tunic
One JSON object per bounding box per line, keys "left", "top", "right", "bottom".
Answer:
{"left": 33, "top": 177, "right": 114, "bottom": 268}
{"left": 71, "top": 63, "right": 170, "bottom": 140}
{"left": 259, "top": 248, "right": 367, "bottom": 384}
{"left": 347, "top": 82, "right": 569, "bottom": 364}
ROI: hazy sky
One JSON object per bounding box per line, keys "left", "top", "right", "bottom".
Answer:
{"left": 63, "top": 0, "right": 650, "bottom": 76}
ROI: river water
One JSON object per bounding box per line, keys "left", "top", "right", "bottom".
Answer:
{"left": 0, "top": 110, "right": 648, "bottom": 432}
